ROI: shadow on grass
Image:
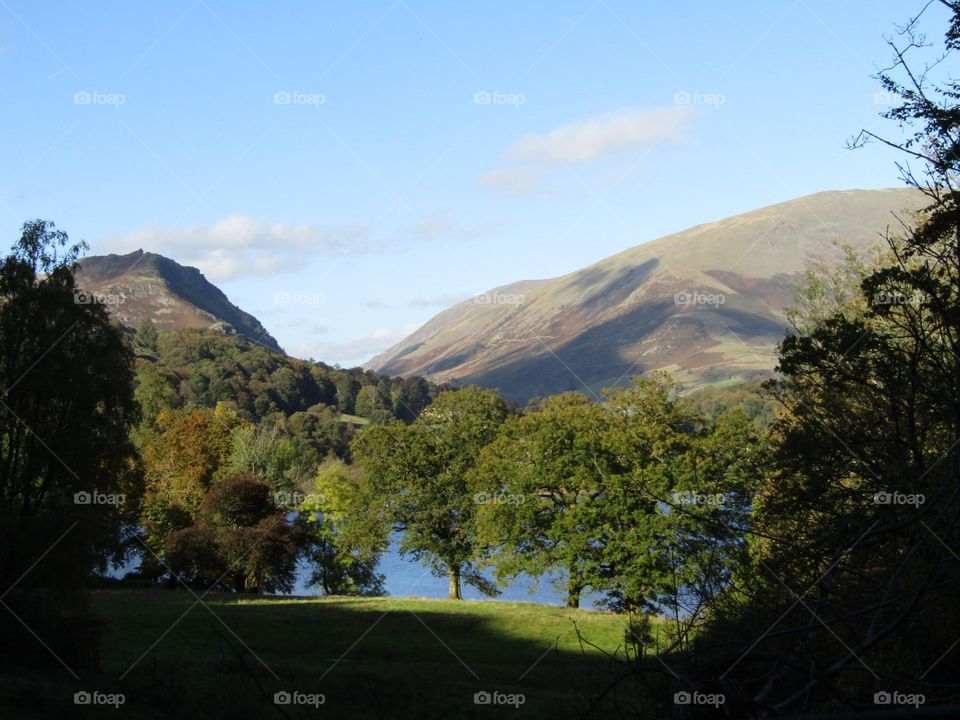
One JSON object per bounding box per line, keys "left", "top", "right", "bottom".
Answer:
{"left": 1, "top": 588, "right": 638, "bottom": 720}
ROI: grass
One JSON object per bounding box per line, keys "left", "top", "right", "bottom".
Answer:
{"left": 2, "top": 589, "right": 638, "bottom": 719}
{"left": 338, "top": 413, "right": 370, "bottom": 426}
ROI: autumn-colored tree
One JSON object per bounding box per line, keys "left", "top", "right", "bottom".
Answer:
{"left": 139, "top": 404, "right": 245, "bottom": 553}
{"left": 164, "top": 475, "right": 301, "bottom": 593}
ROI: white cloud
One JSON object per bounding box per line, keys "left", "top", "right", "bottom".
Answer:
{"left": 97, "top": 216, "right": 370, "bottom": 281}
{"left": 291, "top": 324, "right": 421, "bottom": 367}
{"left": 507, "top": 107, "right": 694, "bottom": 164}
{"left": 479, "top": 107, "right": 695, "bottom": 197}
{"left": 411, "top": 209, "right": 504, "bottom": 241}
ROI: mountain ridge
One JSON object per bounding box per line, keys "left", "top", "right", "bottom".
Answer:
{"left": 74, "top": 249, "right": 282, "bottom": 352}
{"left": 366, "top": 188, "right": 926, "bottom": 401}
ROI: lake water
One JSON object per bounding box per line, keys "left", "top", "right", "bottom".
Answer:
{"left": 293, "top": 534, "right": 605, "bottom": 608}
{"left": 113, "top": 532, "right": 603, "bottom": 607}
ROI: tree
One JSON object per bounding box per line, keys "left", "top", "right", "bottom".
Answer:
{"left": 595, "top": 376, "right": 764, "bottom": 621}
{"left": 473, "top": 393, "right": 621, "bottom": 607}
{"left": 288, "top": 405, "right": 347, "bottom": 459}
{"left": 395, "top": 376, "right": 432, "bottom": 423}
{"left": 685, "top": 6, "right": 960, "bottom": 712}
{"left": 688, "top": 381, "right": 779, "bottom": 431}
{"left": 136, "top": 317, "right": 159, "bottom": 352}
{"left": 352, "top": 387, "right": 509, "bottom": 599}
{"left": 353, "top": 385, "right": 377, "bottom": 418}
{"left": 269, "top": 366, "right": 301, "bottom": 412}
{"left": 139, "top": 405, "right": 243, "bottom": 554}
{"left": 308, "top": 365, "right": 337, "bottom": 406}
{"left": 298, "top": 459, "right": 386, "bottom": 596}
{"left": 165, "top": 475, "right": 301, "bottom": 593}
{"left": 133, "top": 361, "right": 180, "bottom": 436}
{"left": 333, "top": 373, "right": 359, "bottom": 414}
{"left": 354, "top": 381, "right": 396, "bottom": 422}
{"left": 372, "top": 378, "right": 395, "bottom": 422}
{"left": 0, "top": 220, "right": 139, "bottom": 664}
{"left": 226, "top": 423, "right": 314, "bottom": 490}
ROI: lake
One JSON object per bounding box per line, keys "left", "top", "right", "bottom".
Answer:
{"left": 111, "top": 532, "right": 604, "bottom": 607}
{"left": 293, "top": 534, "right": 605, "bottom": 608}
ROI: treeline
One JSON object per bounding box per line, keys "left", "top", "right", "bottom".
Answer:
{"left": 334, "top": 380, "right": 768, "bottom": 609}
{"left": 131, "top": 346, "right": 775, "bottom": 611}
{"left": 133, "top": 324, "right": 445, "bottom": 430}
{"left": 119, "top": 314, "right": 454, "bottom": 598}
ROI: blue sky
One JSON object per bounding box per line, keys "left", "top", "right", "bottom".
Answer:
{"left": 0, "top": 0, "right": 936, "bottom": 366}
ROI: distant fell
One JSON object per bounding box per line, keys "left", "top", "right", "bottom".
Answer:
{"left": 367, "top": 188, "right": 926, "bottom": 401}
{"left": 75, "top": 250, "right": 281, "bottom": 351}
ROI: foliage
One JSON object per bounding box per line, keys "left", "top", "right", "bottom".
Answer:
{"left": 596, "top": 377, "right": 765, "bottom": 620}
{"left": 0, "top": 220, "right": 139, "bottom": 665}
{"left": 682, "top": 6, "right": 960, "bottom": 712}
{"left": 138, "top": 405, "right": 245, "bottom": 553}
{"left": 129, "top": 329, "right": 442, "bottom": 459}
{"left": 136, "top": 317, "right": 159, "bottom": 352}
{"left": 473, "top": 392, "right": 623, "bottom": 608}
{"left": 352, "top": 387, "right": 510, "bottom": 599}
{"left": 686, "top": 381, "right": 779, "bottom": 431}
{"left": 226, "top": 423, "right": 314, "bottom": 490}
{"left": 164, "top": 475, "right": 301, "bottom": 593}
{"left": 297, "top": 459, "right": 386, "bottom": 596}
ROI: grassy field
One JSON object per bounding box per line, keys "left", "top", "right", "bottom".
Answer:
{"left": 2, "top": 589, "right": 639, "bottom": 719}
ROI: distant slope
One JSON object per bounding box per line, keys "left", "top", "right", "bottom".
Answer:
{"left": 75, "top": 250, "right": 281, "bottom": 351}
{"left": 367, "top": 189, "right": 925, "bottom": 401}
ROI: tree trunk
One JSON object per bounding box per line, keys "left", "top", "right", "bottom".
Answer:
{"left": 566, "top": 576, "right": 582, "bottom": 609}
{"left": 448, "top": 566, "right": 462, "bottom": 600}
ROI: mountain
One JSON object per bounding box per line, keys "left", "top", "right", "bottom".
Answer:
{"left": 367, "top": 188, "right": 926, "bottom": 402}
{"left": 74, "top": 250, "right": 282, "bottom": 352}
